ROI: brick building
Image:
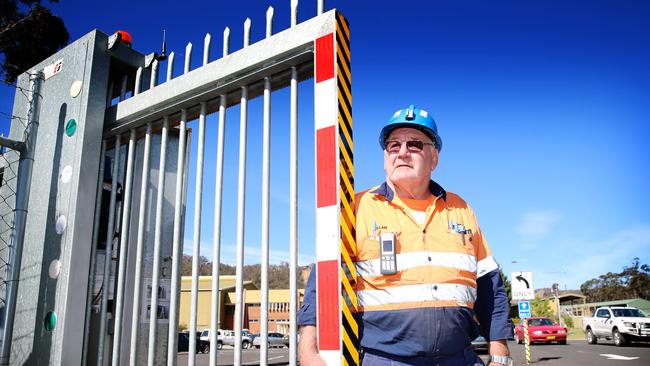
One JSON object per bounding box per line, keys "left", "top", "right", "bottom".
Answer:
{"left": 179, "top": 275, "right": 304, "bottom": 335}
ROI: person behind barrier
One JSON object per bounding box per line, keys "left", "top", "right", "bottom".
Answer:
{"left": 297, "top": 105, "right": 512, "bottom": 366}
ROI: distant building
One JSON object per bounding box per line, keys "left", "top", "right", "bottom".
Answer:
{"left": 179, "top": 275, "right": 304, "bottom": 334}
{"left": 237, "top": 289, "right": 305, "bottom": 334}
{"left": 567, "top": 298, "right": 650, "bottom": 317}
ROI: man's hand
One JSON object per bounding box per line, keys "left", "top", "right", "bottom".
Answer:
{"left": 487, "top": 339, "right": 510, "bottom": 366}
{"left": 298, "top": 326, "right": 327, "bottom": 366}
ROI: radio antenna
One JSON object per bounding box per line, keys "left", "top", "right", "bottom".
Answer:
{"left": 156, "top": 29, "right": 167, "bottom": 61}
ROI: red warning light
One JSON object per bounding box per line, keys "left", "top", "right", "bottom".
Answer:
{"left": 116, "top": 30, "right": 132, "bottom": 47}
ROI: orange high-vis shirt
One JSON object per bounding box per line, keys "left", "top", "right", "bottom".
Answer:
{"left": 354, "top": 181, "right": 498, "bottom": 313}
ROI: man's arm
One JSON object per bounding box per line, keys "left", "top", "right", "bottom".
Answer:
{"left": 297, "top": 267, "right": 326, "bottom": 365}
{"left": 298, "top": 325, "right": 326, "bottom": 366}
{"left": 487, "top": 339, "right": 509, "bottom": 365}
{"left": 475, "top": 269, "right": 511, "bottom": 364}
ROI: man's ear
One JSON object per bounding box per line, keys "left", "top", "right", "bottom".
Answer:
{"left": 431, "top": 148, "right": 439, "bottom": 172}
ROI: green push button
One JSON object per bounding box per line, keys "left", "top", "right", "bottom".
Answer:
{"left": 65, "top": 119, "right": 77, "bottom": 137}
{"left": 44, "top": 311, "right": 57, "bottom": 331}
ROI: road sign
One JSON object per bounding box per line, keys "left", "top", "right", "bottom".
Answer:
{"left": 511, "top": 271, "right": 535, "bottom": 300}
{"left": 518, "top": 300, "right": 531, "bottom": 319}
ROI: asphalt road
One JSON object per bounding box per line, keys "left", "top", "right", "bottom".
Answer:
{"left": 178, "top": 340, "right": 650, "bottom": 365}
{"left": 504, "top": 339, "right": 650, "bottom": 365}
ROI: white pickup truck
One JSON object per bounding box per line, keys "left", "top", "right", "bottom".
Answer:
{"left": 199, "top": 329, "right": 253, "bottom": 352}
{"left": 583, "top": 306, "right": 650, "bottom": 346}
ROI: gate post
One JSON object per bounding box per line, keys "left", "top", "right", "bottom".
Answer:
{"left": 314, "top": 12, "right": 358, "bottom": 366}
{"left": 0, "top": 71, "right": 43, "bottom": 366}
{"left": 4, "top": 30, "right": 144, "bottom": 365}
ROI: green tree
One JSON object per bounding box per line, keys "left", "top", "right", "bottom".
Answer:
{"left": 531, "top": 298, "right": 555, "bottom": 320}
{"left": 580, "top": 257, "right": 650, "bottom": 302}
{"left": 0, "top": 0, "right": 69, "bottom": 83}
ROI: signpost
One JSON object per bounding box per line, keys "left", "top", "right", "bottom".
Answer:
{"left": 512, "top": 272, "right": 535, "bottom": 364}
{"left": 518, "top": 300, "right": 531, "bottom": 319}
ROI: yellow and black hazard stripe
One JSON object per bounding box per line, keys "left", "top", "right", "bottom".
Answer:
{"left": 336, "top": 11, "right": 359, "bottom": 366}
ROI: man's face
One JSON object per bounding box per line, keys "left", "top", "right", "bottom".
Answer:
{"left": 383, "top": 127, "right": 439, "bottom": 188}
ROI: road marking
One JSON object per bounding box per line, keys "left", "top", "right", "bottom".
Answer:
{"left": 599, "top": 354, "right": 639, "bottom": 360}
{"left": 242, "top": 355, "right": 284, "bottom": 365}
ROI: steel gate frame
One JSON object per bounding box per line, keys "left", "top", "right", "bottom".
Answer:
{"left": 3, "top": 2, "right": 357, "bottom": 365}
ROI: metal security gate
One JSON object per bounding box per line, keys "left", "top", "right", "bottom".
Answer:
{"left": 0, "top": 1, "right": 356, "bottom": 365}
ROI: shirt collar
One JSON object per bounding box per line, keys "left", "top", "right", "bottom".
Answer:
{"left": 370, "top": 180, "right": 447, "bottom": 202}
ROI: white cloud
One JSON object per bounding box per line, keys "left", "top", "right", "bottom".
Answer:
{"left": 516, "top": 210, "right": 562, "bottom": 238}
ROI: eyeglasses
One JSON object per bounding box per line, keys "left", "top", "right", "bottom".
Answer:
{"left": 384, "top": 140, "right": 434, "bottom": 154}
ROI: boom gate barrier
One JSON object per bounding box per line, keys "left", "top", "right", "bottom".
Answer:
{"left": 0, "top": 1, "right": 357, "bottom": 366}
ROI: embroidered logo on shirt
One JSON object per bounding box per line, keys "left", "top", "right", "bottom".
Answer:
{"left": 371, "top": 221, "right": 388, "bottom": 240}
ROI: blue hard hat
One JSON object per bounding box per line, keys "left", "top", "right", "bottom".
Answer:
{"left": 379, "top": 105, "right": 442, "bottom": 151}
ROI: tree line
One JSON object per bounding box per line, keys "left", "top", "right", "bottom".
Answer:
{"left": 181, "top": 254, "right": 308, "bottom": 289}
{"left": 580, "top": 257, "right": 650, "bottom": 303}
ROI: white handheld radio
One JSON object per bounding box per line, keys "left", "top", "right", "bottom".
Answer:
{"left": 379, "top": 232, "right": 397, "bottom": 275}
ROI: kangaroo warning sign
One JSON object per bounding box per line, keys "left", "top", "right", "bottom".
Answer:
{"left": 511, "top": 271, "right": 535, "bottom": 300}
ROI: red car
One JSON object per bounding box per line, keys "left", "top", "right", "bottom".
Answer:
{"left": 514, "top": 317, "right": 567, "bottom": 345}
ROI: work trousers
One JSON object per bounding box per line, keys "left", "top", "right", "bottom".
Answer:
{"left": 361, "top": 347, "right": 485, "bottom": 366}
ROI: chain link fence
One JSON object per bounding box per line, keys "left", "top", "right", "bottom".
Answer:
{"left": 0, "top": 144, "right": 20, "bottom": 317}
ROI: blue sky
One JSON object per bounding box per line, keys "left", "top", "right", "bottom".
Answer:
{"left": 1, "top": 0, "right": 649, "bottom": 291}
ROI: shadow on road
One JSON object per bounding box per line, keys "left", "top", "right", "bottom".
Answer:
{"left": 537, "top": 356, "right": 562, "bottom": 362}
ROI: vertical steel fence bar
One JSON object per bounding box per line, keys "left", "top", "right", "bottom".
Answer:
{"left": 209, "top": 26, "right": 229, "bottom": 366}
{"left": 147, "top": 117, "right": 169, "bottom": 366}
{"left": 234, "top": 18, "right": 251, "bottom": 366}
{"left": 291, "top": 0, "right": 298, "bottom": 26}
{"left": 167, "top": 38, "right": 194, "bottom": 365}
{"left": 129, "top": 123, "right": 153, "bottom": 366}
{"left": 111, "top": 129, "right": 137, "bottom": 365}
{"left": 189, "top": 101, "right": 206, "bottom": 364}
{"left": 98, "top": 135, "right": 122, "bottom": 366}
{"left": 0, "top": 72, "right": 42, "bottom": 366}
{"left": 167, "top": 52, "right": 175, "bottom": 82}
{"left": 185, "top": 43, "right": 192, "bottom": 73}
{"left": 289, "top": 4, "right": 299, "bottom": 365}
{"left": 203, "top": 34, "right": 211, "bottom": 67}
{"left": 186, "top": 38, "right": 204, "bottom": 364}
{"left": 120, "top": 75, "right": 128, "bottom": 101}
{"left": 134, "top": 67, "right": 143, "bottom": 96}
{"left": 106, "top": 81, "right": 114, "bottom": 106}
{"left": 260, "top": 7, "right": 274, "bottom": 366}
{"left": 167, "top": 109, "right": 187, "bottom": 366}
{"left": 289, "top": 66, "right": 299, "bottom": 366}
{"left": 82, "top": 140, "right": 107, "bottom": 366}
{"left": 150, "top": 60, "right": 159, "bottom": 89}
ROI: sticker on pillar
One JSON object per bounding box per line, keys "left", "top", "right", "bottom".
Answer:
{"left": 70, "top": 80, "right": 83, "bottom": 98}
{"left": 55, "top": 215, "right": 67, "bottom": 235}
{"left": 49, "top": 260, "right": 62, "bottom": 279}
{"left": 44, "top": 311, "right": 57, "bottom": 331}
{"left": 65, "top": 119, "right": 77, "bottom": 137}
{"left": 61, "top": 165, "right": 73, "bottom": 184}
{"left": 43, "top": 59, "right": 63, "bottom": 80}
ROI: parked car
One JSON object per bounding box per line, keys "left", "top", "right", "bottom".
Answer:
{"left": 583, "top": 306, "right": 650, "bottom": 346}
{"left": 253, "top": 332, "right": 289, "bottom": 348}
{"left": 199, "top": 329, "right": 225, "bottom": 353}
{"left": 471, "top": 335, "right": 488, "bottom": 353}
{"left": 219, "top": 329, "right": 253, "bottom": 349}
{"left": 177, "top": 332, "right": 203, "bottom": 353}
{"left": 178, "top": 332, "right": 190, "bottom": 352}
{"left": 514, "top": 317, "right": 567, "bottom": 345}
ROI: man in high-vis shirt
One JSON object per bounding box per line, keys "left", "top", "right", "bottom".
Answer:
{"left": 298, "top": 105, "right": 512, "bottom": 366}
